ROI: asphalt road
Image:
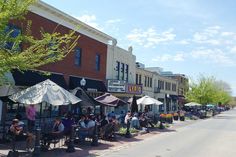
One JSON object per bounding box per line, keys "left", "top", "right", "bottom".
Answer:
{"left": 100, "top": 109, "right": 236, "bottom": 157}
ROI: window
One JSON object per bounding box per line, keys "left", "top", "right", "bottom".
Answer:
{"left": 121, "top": 63, "right": 124, "bottom": 80}
{"left": 125, "top": 64, "right": 129, "bottom": 81}
{"left": 136, "top": 74, "right": 139, "bottom": 84}
{"left": 147, "top": 77, "right": 150, "bottom": 87}
{"left": 165, "top": 82, "right": 171, "bottom": 91}
{"left": 115, "top": 61, "right": 120, "bottom": 80}
{"left": 75, "top": 48, "right": 82, "bottom": 66}
{"left": 158, "top": 80, "right": 164, "bottom": 90}
{"left": 144, "top": 76, "right": 147, "bottom": 87}
{"left": 4, "top": 24, "right": 21, "bottom": 51}
{"left": 172, "top": 83, "right": 177, "bottom": 91}
{"left": 95, "top": 54, "right": 100, "bottom": 71}
{"left": 150, "top": 78, "right": 153, "bottom": 87}
{"left": 139, "top": 75, "right": 142, "bottom": 85}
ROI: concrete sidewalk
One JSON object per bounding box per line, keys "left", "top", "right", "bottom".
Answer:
{"left": 0, "top": 119, "right": 195, "bottom": 157}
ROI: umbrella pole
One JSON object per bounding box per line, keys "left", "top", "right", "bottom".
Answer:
{"left": 39, "top": 103, "right": 42, "bottom": 127}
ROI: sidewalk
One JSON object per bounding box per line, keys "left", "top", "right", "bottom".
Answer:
{"left": 0, "top": 119, "right": 195, "bottom": 157}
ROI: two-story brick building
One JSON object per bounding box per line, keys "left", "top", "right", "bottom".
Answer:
{"left": 11, "top": 0, "right": 116, "bottom": 97}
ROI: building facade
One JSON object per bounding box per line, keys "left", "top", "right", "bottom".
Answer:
{"left": 10, "top": 1, "right": 116, "bottom": 97}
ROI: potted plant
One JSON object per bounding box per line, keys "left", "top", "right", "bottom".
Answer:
{"left": 179, "top": 111, "right": 185, "bottom": 121}
{"left": 173, "top": 113, "right": 179, "bottom": 120}
{"left": 166, "top": 114, "right": 173, "bottom": 124}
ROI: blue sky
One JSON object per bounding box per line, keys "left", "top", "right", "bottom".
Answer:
{"left": 42, "top": 0, "right": 236, "bottom": 96}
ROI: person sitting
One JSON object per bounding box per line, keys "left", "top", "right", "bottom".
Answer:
{"left": 103, "top": 116, "right": 119, "bottom": 140}
{"left": 124, "top": 111, "right": 131, "bottom": 125}
{"left": 100, "top": 115, "right": 108, "bottom": 128}
{"left": 131, "top": 113, "right": 140, "bottom": 129}
{"left": 77, "top": 114, "right": 95, "bottom": 142}
{"left": 43, "top": 117, "right": 64, "bottom": 148}
{"left": 62, "top": 112, "right": 75, "bottom": 137}
{"left": 9, "top": 118, "right": 35, "bottom": 152}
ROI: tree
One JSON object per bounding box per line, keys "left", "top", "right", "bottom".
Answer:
{"left": 0, "top": 0, "right": 79, "bottom": 84}
{"left": 185, "top": 75, "right": 232, "bottom": 105}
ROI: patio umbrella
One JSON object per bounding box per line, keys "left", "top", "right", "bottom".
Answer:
{"left": 184, "top": 102, "right": 202, "bottom": 107}
{"left": 71, "top": 87, "right": 97, "bottom": 107}
{"left": 95, "top": 93, "right": 127, "bottom": 107}
{"left": 137, "top": 95, "right": 163, "bottom": 106}
{"left": 206, "top": 104, "right": 215, "bottom": 107}
{"left": 131, "top": 95, "right": 138, "bottom": 114}
{"left": 0, "top": 85, "right": 20, "bottom": 97}
{"left": 9, "top": 79, "right": 81, "bottom": 105}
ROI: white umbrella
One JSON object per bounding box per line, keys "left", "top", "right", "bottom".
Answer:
{"left": 9, "top": 79, "right": 81, "bottom": 105}
{"left": 184, "top": 102, "right": 202, "bottom": 107}
{"left": 137, "top": 95, "right": 163, "bottom": 106}
{"left": 0, "top": 85, "right": 20, "bottom": 97}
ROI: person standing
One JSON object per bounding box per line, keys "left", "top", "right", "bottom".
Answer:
{"left": 26, "top": 104, "right": 36, "bottom": 132}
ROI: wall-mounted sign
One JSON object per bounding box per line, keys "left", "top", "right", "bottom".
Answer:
{"left": 126, "top": 84, "right": 142, "bottom": 95}
{"left": 107, "top": 80, "right": 126, "bottom": 93}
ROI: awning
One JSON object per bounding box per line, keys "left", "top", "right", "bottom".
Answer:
{"left": 12, "top": 70, "right": 68, "bottom": 89}
{"left": 69, "top": 76, "right": 107, "bottom": 92}
{"left": 95, "top": 93, "right": 127, "bottom": 107}
{"left": 170, "top": 94, "right": 179, "bottom": 100}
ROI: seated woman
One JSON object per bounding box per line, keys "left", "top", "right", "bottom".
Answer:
{"left": 43, "top": 117, "right": 64, "bottom": 147}
{"left": 77, "top": 115, "right": 95, "bottom": 142}
{"left": 131, "top": 114, "right": 140, "bottom": 129}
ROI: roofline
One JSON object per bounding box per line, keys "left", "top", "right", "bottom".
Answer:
{"left": 30, "top": 0, "right": 115, "bottom": 42}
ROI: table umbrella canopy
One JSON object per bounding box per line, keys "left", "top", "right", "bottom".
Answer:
{"left": 9, "top": 79, "right": 81, "bottom": 105}
{"left": 95, "top": 93, "right": 127, "bottom": 107}
{"left": 0, "top": 85, "right": 20, "bottom": 97}
{"left": 184, "top": 102, "right": 202, "bottom": 107}
{"left": 206, "top": 104, "right": 215, "bottom": 107}
{"left": 71, "top": 87, "right": 98, "bottom": 107}
{"left": 137, "top": 95, "right": 163, "bottom": 105}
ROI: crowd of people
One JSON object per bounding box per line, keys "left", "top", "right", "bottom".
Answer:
{"left": 8, "top": 104, "right": 159, "bottom": 151}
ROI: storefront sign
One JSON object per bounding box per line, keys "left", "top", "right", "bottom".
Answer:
{"left": 107, "top": 80, "right": 126, "bottom": 93}
{"left": 126, "top": 84, "right": 142, "bottom": 95}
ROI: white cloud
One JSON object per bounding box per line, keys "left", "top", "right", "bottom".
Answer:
{"left": 221, "top": 31, "right": 235, "bottom": 37}
{"left": 191, "top": 48, "right": 236, "bottom": 66}
{"left": 176, "top": 40, "right": 189, "bottom": 45}
{"left": 74, "top": 14, "right": 102, "bottom": 30}
{"left": 230, "top": 46, "right": 236, "bottom": 54}
{"left": 126, "top": 27, "right": 176, "bottom": 48}
{"left": 106, "top": 19, "right": 122, "bottom": 24}
{"left": 152, "top": 52, "right": 185, "bottom": 62}
{"left": 192, "top": 26, "right": 222, "bottom": 45}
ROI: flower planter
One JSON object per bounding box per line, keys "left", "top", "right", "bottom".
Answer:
{"left": 173, "top": 116, "right": 179, "bottom": 121}
{"left": 180, "top": 116, "right": 185, "bottom": 121}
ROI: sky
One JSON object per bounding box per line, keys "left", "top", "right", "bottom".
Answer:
{"left": 42, "top": 0, "right": 236, "bottom": 96}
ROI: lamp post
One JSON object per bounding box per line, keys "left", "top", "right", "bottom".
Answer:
{"left": 80, "top": 78, "right": 86, "bottom": 90}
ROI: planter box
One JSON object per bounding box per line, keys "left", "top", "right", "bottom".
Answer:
{"left": 173, "top": 116, "right": 179, "bottom": 121}
{"left": 180, "top": 116, "right": 185, "bottom": 121}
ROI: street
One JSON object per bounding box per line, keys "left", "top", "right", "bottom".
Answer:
{"left": 99, "top": 109, "right": 236, "bottom": 157}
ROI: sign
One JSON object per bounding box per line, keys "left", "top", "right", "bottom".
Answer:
{"left": 107, "top": 80, "right": 126, "bottom": 93}
{"left": 126, "top": 84, "right": 142, "bottom": 95}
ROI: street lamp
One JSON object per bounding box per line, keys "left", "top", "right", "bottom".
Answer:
{"left": 80, "top": 78, "right": 86, "bottom": 90}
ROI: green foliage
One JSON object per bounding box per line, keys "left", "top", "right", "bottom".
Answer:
{"left": 118, "top": 127, "right": 139, "bottom": 134}
{"left": 185, "top": 75, "right": 232, "bottom": 105}
{"left": 0, "top": 0, "right": 79, "bottom": 84}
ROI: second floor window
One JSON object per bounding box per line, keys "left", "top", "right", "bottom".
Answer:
{"left": 121, "top": 63, "right": 124, "bottom": 80}
{"left": 115, "top": 61, "right": 120, "bottom": 79}
{"left": 125, "top": 64, "right": 129, "bottom": 81}
{"left": 136, "top": 74, "right": 139, "bottom": 84}
{"left": 4, "top": 24, "right": 21, "bottom": 51}
{"left": 75, "top": 48, "right": 81, "bottom": 66}
{"left": 95, "top": 54, "right": 100, "bottom": 71}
